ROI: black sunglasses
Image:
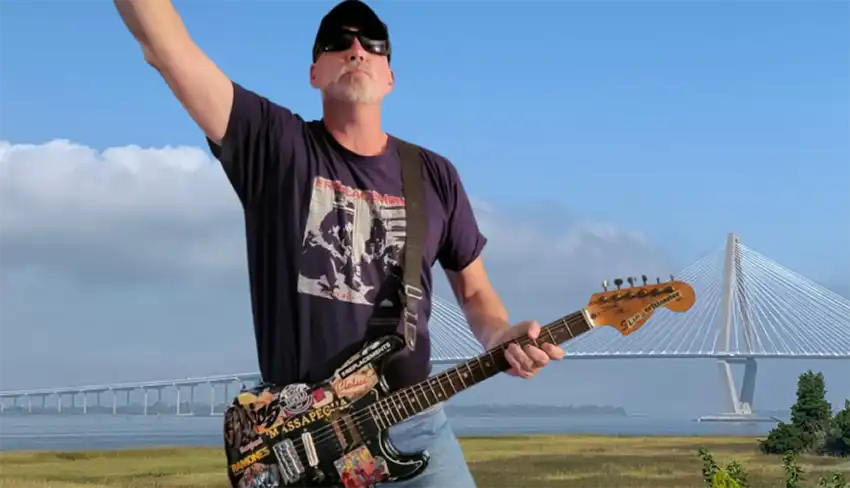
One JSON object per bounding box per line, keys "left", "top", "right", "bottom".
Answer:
{"left": 314, "top": 27, "right": 390, "bottom": 61}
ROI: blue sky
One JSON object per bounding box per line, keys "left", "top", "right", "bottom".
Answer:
{"left": 0, "top": 1, "right": 847, "bottom": 413}
{"left": 3, "top": 0, "right": 848, "bottom": 279}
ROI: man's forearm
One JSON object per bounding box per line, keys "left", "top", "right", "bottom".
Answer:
{"left": 114, "top": 0, "right": 190, "bottom": 65}
{"left": 460, "top": 289, "right": 511, "bottom": 350}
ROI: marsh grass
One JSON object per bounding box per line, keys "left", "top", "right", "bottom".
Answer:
{"left": 1, "top": 435, "right": 846, "bottom": 487}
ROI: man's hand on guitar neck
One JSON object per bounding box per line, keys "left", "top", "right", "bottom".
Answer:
{"left": 445, "top": 257, "right": 564, "bottom": 379}
{"left": 486, "top": 321, "right": 566, "bottom": 379}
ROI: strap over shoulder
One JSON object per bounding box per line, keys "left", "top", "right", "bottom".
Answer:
{"left": 394, "top": 137, "right": 426, "bottom": 352}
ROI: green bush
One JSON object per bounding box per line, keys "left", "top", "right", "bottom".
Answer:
{"left": 696, "top": 448, "right": 848, "bottom": 488}
{"left": 698, "top": 447, "right": 748, "bottom": 488}
{"left": 760, "top": 370, "right": 848, "bottom": 456}
{"left": 821, "top": 399, "right": 850, "bottom": 456}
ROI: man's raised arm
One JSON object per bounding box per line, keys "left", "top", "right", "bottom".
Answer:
{"left": 114, "top": 0, "right": 233, "bottom": 144}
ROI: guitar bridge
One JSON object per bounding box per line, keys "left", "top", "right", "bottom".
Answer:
{"left": 272, "top": 438, "right": 305, "bottom": 484}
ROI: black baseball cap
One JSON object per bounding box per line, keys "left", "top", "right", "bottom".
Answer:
{"left": 312, "top": 0, "right": 392, "bottom": 63}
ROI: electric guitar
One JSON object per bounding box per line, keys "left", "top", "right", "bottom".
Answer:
{"left": 222, "top": 276, "right": 695, "bottom": 488}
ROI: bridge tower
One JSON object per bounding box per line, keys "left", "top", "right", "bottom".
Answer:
{"left": 701, "top": 232, "right": 771, "bottom": 422}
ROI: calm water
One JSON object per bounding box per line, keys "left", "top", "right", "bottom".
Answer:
{"left": 0, "top": 410, "right": 780, "bottom": 452}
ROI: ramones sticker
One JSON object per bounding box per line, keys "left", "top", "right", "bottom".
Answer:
{"left": 230, "top": 445, "right": 272, "bottom": 475}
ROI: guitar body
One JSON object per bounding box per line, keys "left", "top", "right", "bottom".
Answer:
{"left": 223, "top": 334, "right": 428, "bottom": 488}
{"left": 221, "top": 277, "right": 697, "bottom": 488}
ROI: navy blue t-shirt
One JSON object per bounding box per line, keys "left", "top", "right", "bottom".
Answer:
{"left": 208, "top": 82, "right": 486, "bottom": 390}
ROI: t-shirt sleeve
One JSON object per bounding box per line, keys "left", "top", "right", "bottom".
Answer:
{"left": 207, "top": 81, "right": 302, "bottom": 204}
{"left": 437, "top": 162, "right": 487, "bottom": 272}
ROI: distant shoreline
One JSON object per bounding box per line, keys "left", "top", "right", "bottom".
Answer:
{"left": 445, "top": 404, "right": 629, "bottom": 417}
{"left": 0, "top": 403, "right": 632, "bottom": 417}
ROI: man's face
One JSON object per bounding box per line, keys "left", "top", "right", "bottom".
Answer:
{"left": 310, "top": 27, "right": 393, "bottom": 104}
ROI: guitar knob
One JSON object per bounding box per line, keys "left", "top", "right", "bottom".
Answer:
{"left": 656, "top": 277, "right": 661, "bottom": 284}
{"left": 669, "top": 274, "right": 675, "bottom": 282}
{"left": 641, "top": 274, "right": 648, "bottom": 285}
{"left": 626, "top": 277, "right": 634, "bottom": 287}
{"left": 614, "top": 278, "right": 623, "bottom": 289}
{"left": 602, "top": 280, "right": 609, "bottom": 291}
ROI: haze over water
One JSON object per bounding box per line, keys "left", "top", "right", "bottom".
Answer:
{"left": 0, "top": 406, "right": 783, "bottom": 453}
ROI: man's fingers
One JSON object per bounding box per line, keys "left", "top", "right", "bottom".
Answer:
{"left": 506, "top": 343, "right": 535, "bottom": 377}
{"left": 525, "top": 321, "right": 541, "bottom": 340}
{"left": 542, "top": 343, "right": 565, "bottom": 360}
{"left": 524, "top": 345, "right": 549, "bottom": 367}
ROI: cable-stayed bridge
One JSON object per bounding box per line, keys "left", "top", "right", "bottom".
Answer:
{"left": 1, "top": 233, "right": 847, "bottom": 422}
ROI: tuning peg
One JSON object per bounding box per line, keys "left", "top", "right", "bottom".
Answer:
{"left": 614, "top": 278, "right": 623, "bottom": 289}
{"left": 641, "top": 274, "right": 648, "bottom": 286}
{"left": 669, "top": 274, "right": 675, "bottom": 282}
{"left": 656, "top": 277, "right": 661, "bottom": 284}
{"left": 627, "top": 277, "right": 635, "bottom": 287}
{"left": 602, "top": 280, "right": 608, "bottom": 291}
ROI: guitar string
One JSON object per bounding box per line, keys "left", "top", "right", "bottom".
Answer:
{"left": 266, "top": 312, "right": 592, "bottom": 465}
{"left": 264, "top": 286, "right": 678, "bottom": 468}
{"left": 278, "top": 312, "right": 590, "bottom": 464}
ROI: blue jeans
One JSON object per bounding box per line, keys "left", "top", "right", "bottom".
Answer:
{"left": 383, "top": 405, "right": 477, "bottom": 487}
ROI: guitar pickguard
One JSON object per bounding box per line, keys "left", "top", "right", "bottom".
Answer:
{"left": 222, "top": 334, "right": 427, "bottom": 488}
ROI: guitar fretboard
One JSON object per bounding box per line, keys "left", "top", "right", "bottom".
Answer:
{"left": 365, "top": 309, "right": 595, "bottom": 430}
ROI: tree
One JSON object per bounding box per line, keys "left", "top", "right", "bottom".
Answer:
{"left": 790, "top": 371, "right": 833, "bottom": 443}
{"left": 760, "top": 422, "right": 809, "bottom": 455}
{"left": 760, "top": 370, "right": 833, "bottom": 454}
{"left": 822, "top": 399, "right": 850, "bottom": 456}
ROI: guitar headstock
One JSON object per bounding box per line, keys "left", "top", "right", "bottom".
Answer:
{"left": 586, "top": 274, "right": 695, "bottom": 335}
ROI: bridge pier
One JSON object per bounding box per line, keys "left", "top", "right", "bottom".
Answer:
{"left": 699, "top": 234, "right": 774, "bottom": 423}
{"left": 705, "top": 357, "right": 765, "bottom": 422}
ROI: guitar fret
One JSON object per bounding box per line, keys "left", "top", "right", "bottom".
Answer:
{"left": 386, "top": 398, "right": 398, "bottom": 424}
{"left": 412, "top": 386, "right": 425, "bottom": 411}
{"left": 369, "top": 404, "right": 385, "bottom": 430}
{"left": 436, "top": 378, "right": 448, "bottom": 399}
{"left": 428, "top": 379, "right": 442, "bottom": 404}
{"left": 474, "top": 356, "right": 484, "bottom": 379}
{"left": 455, "top": 367, "right": 467, "bottom": 389}
{"left": 398, "top": 389, "right": 411, "bottom": 418}
{"left": 561, "top": 317, "right": 574, "bottom": 339}
{"left": 362, "top": 309, "right": 594, "bottom": 437}
{"left": 445, "top": 371, "right": 458, "bottom": 393}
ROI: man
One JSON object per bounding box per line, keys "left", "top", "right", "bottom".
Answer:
{"left": 114, "top": 0, "right": 565, "bottom": 486}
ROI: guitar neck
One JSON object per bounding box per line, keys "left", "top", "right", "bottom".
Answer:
{"left": 365, "top": 308, "right": 595, "bottom": 429}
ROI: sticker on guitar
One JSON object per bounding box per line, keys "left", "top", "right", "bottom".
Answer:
{"left": 258, "top": 396, "right": 351, "bottom": 437}
{"left": 331, "top": 366, "right": 378, "bottom": 400}
{"left": 335, "top": 339, "right": 393, "bottom": 379}
{"left": 334, "top": 445, "right": 390, "bottom": 488}
{"left": 279, "top": 383, "right": 313, "bottom": 415}
{"left": 236, "top": 463, "right": 282, "bottom": 488}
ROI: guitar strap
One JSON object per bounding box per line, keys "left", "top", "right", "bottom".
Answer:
{"left": 365, "top": 137, "right": 426, "bottom": 352}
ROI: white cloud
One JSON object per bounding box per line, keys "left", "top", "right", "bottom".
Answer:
{"left": 0, "top": 139, "right": 675, "bottom": 389}
{"left": 0, "top": 139, "right": 246, "bottom": 287}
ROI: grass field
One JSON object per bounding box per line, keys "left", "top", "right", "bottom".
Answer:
{"left": 0, "top": 435, "right": 847, "bottom": 488}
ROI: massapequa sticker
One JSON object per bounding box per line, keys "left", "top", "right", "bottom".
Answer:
{"left": 259, "top": 397, "right": 349, "bottom": 437}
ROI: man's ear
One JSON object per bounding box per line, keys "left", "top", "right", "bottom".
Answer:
{"left": 310, "top": 64, "right": 317, "bottom": 88}
{"left": 389, "top": 69, "right": 395, "bottom": 88}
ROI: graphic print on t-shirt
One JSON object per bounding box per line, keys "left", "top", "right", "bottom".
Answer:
{"left": 298, "top": 176, "right": 406, "bottom": 306}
